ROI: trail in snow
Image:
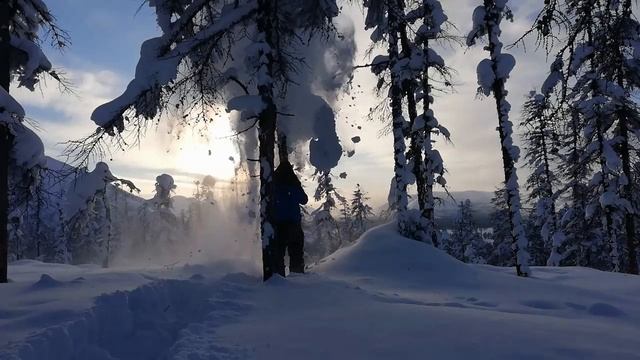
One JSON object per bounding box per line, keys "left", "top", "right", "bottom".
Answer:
{"left": 2, "top": 224, "right": 640, "bottom": 360}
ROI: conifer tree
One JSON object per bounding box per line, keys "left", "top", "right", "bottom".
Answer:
{"left": 81, "top": 0, "right": 342, "bottom": 281}
{"left": 365, "top": 0, "right": 410, "bottom": 235}
{"left": 521, "top": 92, "right": 565, "bottom": 266}
{"left": 467, "top": 0, "right": 530, "bottom": 276}
{"left": 364, "top": 0, "right": 452, "bottom": 243}
{"left": 0, "top": 0, "right": 68, "bottom": 282}
{"left": 527, "top": 0, "right": 640, "bottom": 273}
{"left": 350, "top": 184, "right": 374, "bottom": 239}
{"left": 487, "top": 189, "right": 514, "bottom": 267}
{"left": 313, "top": 171, "right": 343, "bottom": 255}
{"left": 450, "top": 200, "right": 489, "bottom": 263}
{"left": 339, "top": 197, "right": 352, "bottom": 243}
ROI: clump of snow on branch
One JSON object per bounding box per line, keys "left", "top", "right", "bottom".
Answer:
{"left": 0, "top": 88, "right": 25, "bottom": 125}
{"left": 11, "top": 125, "right": 45, "bottom": 170}
{"left": 64, "top": 162, "right": 118, "bottom": 220}
{"left": 226, "top": 95, "right": 266, "bottom": 118}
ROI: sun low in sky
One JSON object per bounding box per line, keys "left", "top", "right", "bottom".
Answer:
{"left": 176, "top": 118, "right": 239, "bottom": 183}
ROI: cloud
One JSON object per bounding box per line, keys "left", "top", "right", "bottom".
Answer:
{"left": 13, "top": 67, "right": 240, "bottom": 198}
{"left": 15, "top": 69, "right": 124, "bottom": 124}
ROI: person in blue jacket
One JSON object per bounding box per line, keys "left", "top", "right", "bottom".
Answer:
{"left": 271, "top": 161, "right": 308, "bottom": 276}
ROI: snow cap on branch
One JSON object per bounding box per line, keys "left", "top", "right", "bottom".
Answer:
{"left": 0, "top": 88, "right": 25, "bottom": 124}
{"left": 10, "top": 35, "right": 52, "bottom": 91}
{"left": 11, "top": 124, "right": 45, "bottom": 170}
{"left": 64, "top": 162, "right": 117, "bottom": 220}
{"left": 226, "top": 95, "right": 266, "bottom": 118}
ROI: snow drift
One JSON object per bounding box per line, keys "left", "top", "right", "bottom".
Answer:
{"left": 317, "top": 223, "right": 478, "bottom": 286}
{"left": 2, "top": 225, "right": 640, "bottom": 359}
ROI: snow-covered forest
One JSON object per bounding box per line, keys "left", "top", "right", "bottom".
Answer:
{"left": 1, "top": 0, "right": 640, "bottom": 359}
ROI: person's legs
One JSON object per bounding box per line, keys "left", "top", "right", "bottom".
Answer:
{"left": 288, "top": 222, "right": 305, "bottom": 273}
{"left": 271, "top": 223, "right": 287, "bottom": 277}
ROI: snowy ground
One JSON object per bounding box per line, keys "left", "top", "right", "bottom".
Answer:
{"left": 2, "top": 224, "right": 640, "bottom": 360}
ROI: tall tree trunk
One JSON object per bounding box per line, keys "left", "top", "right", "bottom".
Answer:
{"left": 594, "top": 112, "right": 618, "bottom": 269}
{"left": 586, "top": 25, "right": 617, "bottom": 270}
{"left": 0, "top": 0, "right": 15, "bottom": 284}
{"left": 103, "top": 192, "right": 111, "bottom": 268}
{"left": 492, "top": 82, "right": 528, "bottom": 277}
{"left": 387, "top": 3, "right": 409, "bottom": 235}
{"left": 537, "top": 104, "right": 560, "bottom": 265}
{"left": 484, "top": 0, "right": 529, "bottom": 277}
{"left": 278, "top": 132, "right": 289, "bottom": 165}
{"left": 615, "top": 0, "right": 637, "bottom": 274}
{"left": 421, "top": 0, "right": 438, "bottom": 247}
{"left": 256, "top": 0, "right": 277, "bottom": 281}
{"left": 619, "top": 117, "right": 638, "bottom": 274}
{"left": 398, "top": 3, "right": 432, "bottom": 244}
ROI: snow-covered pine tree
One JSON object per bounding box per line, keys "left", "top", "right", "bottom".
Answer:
{"left": 350, "top": 184, "right": 374, "bottom": 239}
{"left": 149, "top": 174, "right": 180, "bottom": 251}
{"left": 448, "top": 201, "right": 469, "bottom": 261}
{"left": 339, "top": 197, "right": 352, "bottom": 243}
{"left": 49, "top": 203, "right": 70, "bottom": 263}
{"left": 634, "top": 160, "right": 640, "bottom": 267}
{"left": 566, "top": 3, "right": 625, "bottom": 272}
{"left": 487, "top": 189, "right": 514, "bottom": 267}
{"left": 520, "top": 91, "right": 565, "bottom": 266}
{"left": 7, "top": 172, "right": 49, "bottom": 261}
{"left": 137, "top": 202, "right": 153, "bottom": 249}
{"left": 596, "top": 0, "right": 639, "bottom": 274}
{"left": 450, "top": 200, "right": 488, "bottom": 263}
{"left": 7, "top": 215, "right": 23, "bottom": 261}
{"left": 151, "top": 174, "right": 176, "bottom": 210}
{"left": 365, "top": 0, "right": 411, "bottom": 236}
{"left": 6, "top": 131, "right": 50, "bottom": 261}
{"left": 364, "top": 0, "right": 451, "bottom": 243}
{"left": 0, "top": 0, "right": 68, "bottom": 282}
{"left": 83, "top": 0, "right": 342, "bottom": 281}
{"left": 403, "top": 0, "right": 452, "bottom": 246}
{"left": 527, "top": 0, "right": 640, "bottom": 273}
{"left": 467, "top": 0, "right": 530, "bottom": 277}
{"left": 524, "top": 207, "right": 548, "bottom": 266}
{"left": 64, "top": 162, "right": 136, "bottom": 265}
{"left": 199, "top": 175, "right": 216, "bottom": 204}
{"left": 313, "top": 171, "right": 343, "bottom": 255}
{"left": 559, "top": 105, "right": 604, "bottom": 268}
{"left": 464, "top": 240, "right": 489, "bottom": 265}
{"left": 413, "top": 0, "right": 452, "bottom": 247}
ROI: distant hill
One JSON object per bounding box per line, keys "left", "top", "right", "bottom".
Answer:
{"left": 434, "top": 191, "right": 494, "bottom": 228}
{"left": 403, "top": 190, "right": 494, "bottom": 229}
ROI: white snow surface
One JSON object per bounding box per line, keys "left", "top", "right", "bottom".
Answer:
{"left": 2, "top": 224, "right": 640, "bottom": 359}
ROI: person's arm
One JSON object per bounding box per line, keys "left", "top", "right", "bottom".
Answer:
{"left": 295, "top": 184, "right": 308, "bottom": 205}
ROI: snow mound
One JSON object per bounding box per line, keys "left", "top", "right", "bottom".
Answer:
{"left": 30, "top": 274, "right": 63, "bottom": 290}
{"left": 317, "top": 223, "right": 477, "bottom": 286}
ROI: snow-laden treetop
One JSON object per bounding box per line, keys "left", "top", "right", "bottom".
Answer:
{"left": 64, "top": 162, "right": 118, "bottom": 220}
{"left": 151, "top": 173, "right": 176, "bottom": 209}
